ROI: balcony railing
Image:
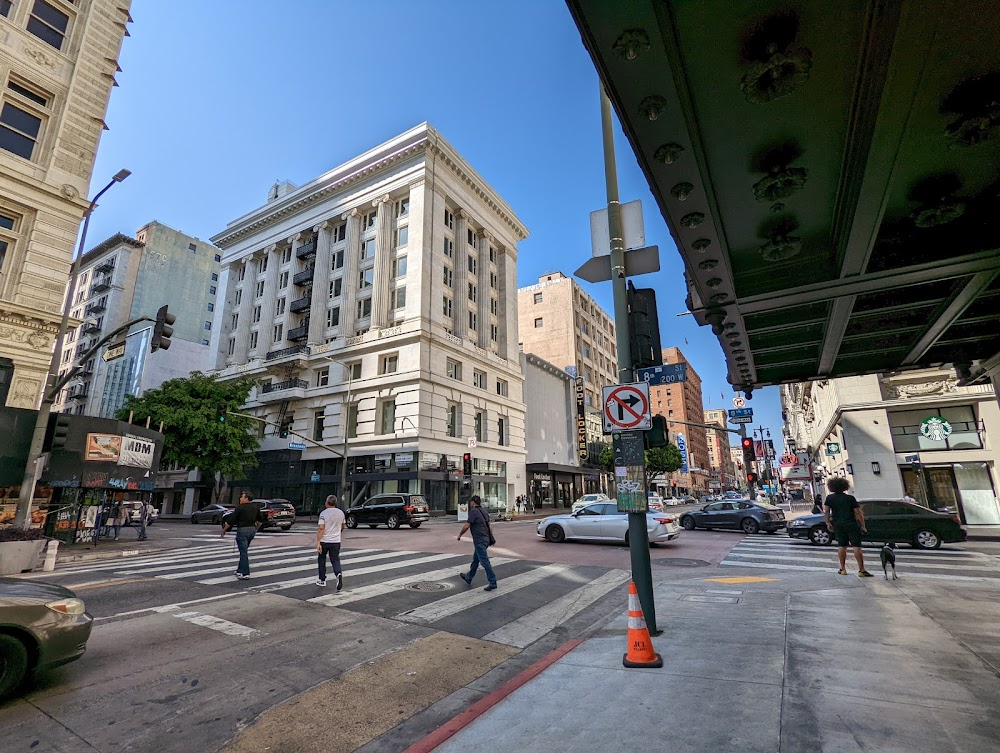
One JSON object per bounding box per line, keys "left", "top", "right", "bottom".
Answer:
{"left": 83, "top": 322, "right": 101, "bottom": 335}
{"left": 69, "top": 389, "right": 88, "bottom": 401}
{"left": 85, "top": 302, "right": 106, "bottom": 316}
{"left": 295, "top": 241, "right": 317, "bottom": 260}
{"left": 91, "top": 278, "right": 111, "bottom": 293}
{"left": 287, "top": 323, "right": 309, "bottom": 341}
{"left": 290, "top": 295, "right": 311, "bottom": 313}
{"left": 261, "top": 378, "right": 309, "bottom": 394}
{"left": 264, "top": 344, "right": 310, "bottom": 361}
{"left": 293, "top": 265, "right": 315, "bottom": 286}
{"left": 95, "top": 260, "right": 115, "bottom": 274}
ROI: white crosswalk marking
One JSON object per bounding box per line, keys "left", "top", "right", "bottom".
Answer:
{"left": 308, "top": 558, "right": 516, "bottom": 606}
{"left": 249, "top": 553, "right": 463, "bottom": 593}
{"left": 116, "top": 546, "right": 310, "bottom": 575}
{"left": 724, "top": 551, "right": 1000, "bottom": 572}
{"left": 192, "top": 549, "right": 406, "bottom": 584}
{"left": 169, "top": 610, "right": 260, "bottom": 638}
{"left": 397, "top": 564, "right": 572, "bottom": 624}
{"left": 53, "top": 544, "right": 238, "bottom": 575}
{"left": 483, "top": 569, "right": 631, "bottom": 648}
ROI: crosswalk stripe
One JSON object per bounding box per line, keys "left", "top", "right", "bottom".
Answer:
{"left": 734, "top": 540, "right": 981, "bottom": 559}
{"left": 308, "top": 558, "right": 517, "bottom": 606}
{"left": 247, "top": 553, "right": 463, "bottom": 593}
{"left": 482, "top": 569, "right": 630, "bottom": 648}
{"left": 397, "top": 564, "right": 572, "bottom": 624}
{"left": 54, "top": 544, "right": 240, "bottom": 574}
{"left": 723, "top": 551, "right": 1000, "bottom": 573}
{"left": 117, "top": 546, "right": 340, "bottom": 575}
{"left": 169, "top": 610, "right": 260, "bottom": 638}
{"left": 718, "top": 561, "right": 991, "bottom": 582}
{"left": 167, "top": 549, "right": 388, "bottom": 582}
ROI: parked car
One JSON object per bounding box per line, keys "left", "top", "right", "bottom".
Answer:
{"left": 124, "top": 502, "right": 158, "bottom": 526}
{"left": 679, "top": 499, "right": 786, "bottom": 534}
{"left": 647, "top": 493, "right": 664, "bottom": 512}
{"left": 571, "top": 493, "right": 611, "bottom": 513}
{"left": 257, "top": 499, "right": 296, "bottom": 531}
{"left": 786, "top": 500, "right": 967, "bottom": 549}
{"left": 0, "top": 578, "right": 93, "bottom": 699}
{"left": 537, "top": 502, "right": 681, "bottom": 545}
{"left": 190, "top": 504, "right": 233, "bottom": 524}
{"left": 346, "top": 493, "right": 430, "bottom": 529}
{"left": 661, "top": 496, "right": 683, "bottom": 506}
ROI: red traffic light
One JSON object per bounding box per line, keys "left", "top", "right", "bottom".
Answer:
{"left": 741, "top": 437, "right": 753, "bottom": 450}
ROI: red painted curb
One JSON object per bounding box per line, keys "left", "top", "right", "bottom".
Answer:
{"left": 401, "top": 638, "right": 584, "bottom": 753}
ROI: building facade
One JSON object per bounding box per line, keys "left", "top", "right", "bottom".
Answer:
{"left": 650, "top": 347, "right": 709, "bottom": 496}
{"left": 0, "top": 0, "right": 132, "bottom": 408}
{"left": 53, "top": 221, "right": 221, "bottom": 417}
{"left": 209, "top": 124, "right": 528, "bottom": 515}
{"left": 704, "top": 408, "right": 737, "bottom": 492}
{"left": 781, "top": 369, "right": 1000, "bottom": 525}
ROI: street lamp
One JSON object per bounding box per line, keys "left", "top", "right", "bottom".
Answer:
{"left": 13, "top": 169, "right": 131, "bottom": 528}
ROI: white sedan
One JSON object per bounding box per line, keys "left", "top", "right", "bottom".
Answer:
{"left": 571, "top": 493, "right": 611, "bottom": 513}
{"left": 537, "top": 502, "right": 681, "bottom": 545}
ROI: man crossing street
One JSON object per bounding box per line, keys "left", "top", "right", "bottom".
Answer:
{"left": 316, "top": 494, "right": 346, "bottom": 589}
{"left": 221, "top": 492, "right": 264, "bottom": 580}
{"left": 457, "top": 495, "right": 497, "bottom": 591}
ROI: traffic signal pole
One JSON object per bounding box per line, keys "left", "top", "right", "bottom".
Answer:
{"left": 600, "top": 86, "right": 658, "bottom": 635}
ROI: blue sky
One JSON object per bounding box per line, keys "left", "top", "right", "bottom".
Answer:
{"left": 86, "top": 0, "right": 784, "bottom": 452}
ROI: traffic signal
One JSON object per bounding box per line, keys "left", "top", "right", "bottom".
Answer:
{"left": 216, "top": 405, "right": 227, "bottom": 424}
{"left": 150, "top": 304, "right": 175, "bottom": 353}
{"left": 462, "top": 452, "right": 472, "bottom": 477}
{"left": 746, "top": 471, "right": 759, "bottom": 486}
{"left": 741, "top": 437, "right": 755, "bottom": 467}
{"left": 278, "top": 423, "right": 290, "bottom": 438}
{"left": 626, "top": 282, "right": 662, "bottom": 370}
{"left": 51, "top": 414, "right": 71, "bottom": 450}
{"left": 645, "top": 414, "right": 669, "bottom": 448}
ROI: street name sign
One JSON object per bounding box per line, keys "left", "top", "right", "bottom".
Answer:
{"left": 288, "top": 441, "right": 307, "bottom": 450}
{"left": 602, "top": 382, "right": 652, "bottom": 433}
{"left": 102, "top": 342, "right": 126, "bottom": 362}
{"left": 637, "top": 363, "right": 687, "bottom": 385}
{"left": 728, "top": 407, "right": 753, "bottom": 424}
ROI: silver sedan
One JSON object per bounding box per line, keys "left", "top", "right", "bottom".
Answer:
{"left": 536, "top": 502, "right": 682, "bottom": 545}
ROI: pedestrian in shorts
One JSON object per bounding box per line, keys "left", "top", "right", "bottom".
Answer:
{"left": 823, "top": 477, "right": 873, "bottom": 577}
{"left": 316, "top": 495, "right": 346, "bottom": 590}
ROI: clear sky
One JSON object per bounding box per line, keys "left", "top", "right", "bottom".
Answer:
{"left": 86, "top": 0, "right": 784, "bottom": 455}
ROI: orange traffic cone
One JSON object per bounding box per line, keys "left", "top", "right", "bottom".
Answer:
{"left": 623, "top": 581, "right": 663, "bottom": 668}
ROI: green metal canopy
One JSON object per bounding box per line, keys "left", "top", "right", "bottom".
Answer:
{"left": 565, "top": 0, "right": 1000, "bottom": 392}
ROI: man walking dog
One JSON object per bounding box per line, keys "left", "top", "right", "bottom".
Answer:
{"left": 457, "top": 495, "right": 497, "bottom": 591}
{"left": 316, "top": 494, "right": 346, "bottom": 589}
{"left": 823, "top": 477, "right": 873, "bottom": 577}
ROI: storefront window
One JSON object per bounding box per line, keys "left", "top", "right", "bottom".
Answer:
{"left": 953, "top": 463, "right": 1000, "bottom": 525}
{"left": 889, "top": 405, "right": 981, "bottom": 451}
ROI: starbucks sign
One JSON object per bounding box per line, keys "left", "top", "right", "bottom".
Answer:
{"left": 920, "top": 416, "right": 953, "bottom": 442}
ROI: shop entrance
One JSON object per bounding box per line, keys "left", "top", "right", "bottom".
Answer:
{"left": 901, "top": 463, "right": 999, "bottom": 525}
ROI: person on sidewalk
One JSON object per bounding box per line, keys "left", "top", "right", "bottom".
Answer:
{"left": 137, "top": 500, "right": 155, "bottom": 541}
{"left": 113, "top": 503, "right": 128, "bottom": 541}
{"left": 823, "top": 477, "right": 873, "bottom": 577}
{"left": 316, "top": 494, "right": 345, "bottom": 590}
{"left": 221, "top": 492, "right": 264, "bottom": 580}
{"left": 457, "top": 495, "right": 497, "bottom": 591}
{"left": 901, "top": 489, "right": 917, "bottom": 504}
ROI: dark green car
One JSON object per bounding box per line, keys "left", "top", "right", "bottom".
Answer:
{"left": 0, "top": 578, "right": 93, "bottom": 699}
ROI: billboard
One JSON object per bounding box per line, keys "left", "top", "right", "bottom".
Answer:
{"left": 779, "top": 451, "right": 812, "bottom": 480}
{"left": 85, "top": 433, "right": 122, "bottom": 462}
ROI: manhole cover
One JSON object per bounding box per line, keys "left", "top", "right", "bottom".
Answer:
{"left": 405, "top": 581, "right": 453, "bottom": 593}
{"left": 653, "top": 558, "right": 710, "bottom": 568}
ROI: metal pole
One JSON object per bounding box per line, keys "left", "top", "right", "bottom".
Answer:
{"left": 600, "top": 86, "right": 658, "bottom": 634}
{"left": 340, "top": 366, "right": 353, "bottom": 511}
{"left": 14, "top": 170, "right": 130, "bottom": 528}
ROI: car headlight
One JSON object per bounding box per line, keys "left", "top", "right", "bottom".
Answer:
{"left": 788, "top": 520, "right": 807, "bottom": 527}
{"left": 46, "top": 597, "right": 87, "bottom": 615}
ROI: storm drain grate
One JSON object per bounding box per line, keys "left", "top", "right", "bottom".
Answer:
{"left": 679, "top": 594, "right": 741, "bottom": 604}
{"left": 405, "top": 581, "right": 454, "bottom": 593}
{"left": 653, "top": 558, "right": 711, "bottom": 568}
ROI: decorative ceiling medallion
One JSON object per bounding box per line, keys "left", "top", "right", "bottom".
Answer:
{"left": 753, "top": 165, "right": 807, "bottom": 202}
{"left": 908, "top": 174, "right": 966, "bottom": 228}
{"left": 770, "top": 202, "right": 785, "bottom": 212}
{"left": 697, "top": 259, "right": 719, "bottom": 270}
{"left": 691, "top": 238, "right": 712, "bottom": 252}
{"left": 732, "top": 348, "right": 745, "bottom": 354}
{"left": 710, "top": 293, "right": 729, "bottom": 304}
{"left": 759, "top": 217, "right": 802, "bottom": 261}
{"left": 725, "top": 332, "right": 741, "bottom": 340}
{"left": 706, "top": 277, "right": 723, "bottom": 289}
{"left": 671, "top": 182, "right": 694, "bottom": 201}
{"left": 612, "top": 29, "right": 651, "bottom": 61}
{"left": 912, "top": 201, "right": 966, "bottom": 228}
{"left": 653, "top": 143, "right": 685, "bottom": 164}
{"left": 639, "top": 95, "right": 667, "bottom": 121}
{"left": 722, "top": 322, "right": 737, "bottom": 331}
{"left": 741, "top": 42, "right": 813, "bottom": 103}
{"left": 680, "top": 212, "right": 705, "bottom": 228}
{"left": 942, "top": 73, "right": 1000, "bottom": 148}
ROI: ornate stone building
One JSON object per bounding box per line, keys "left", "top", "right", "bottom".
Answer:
{"left": 0, "top": 0, "right": 132, "bottom": 408}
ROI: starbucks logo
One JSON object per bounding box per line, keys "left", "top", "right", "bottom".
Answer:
{"left": 920, "top": 416, "right": 952, "bottom": 442}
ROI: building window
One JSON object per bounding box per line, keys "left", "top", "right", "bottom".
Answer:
{"left": 332, "top": 249, "right": 344, "bottom": 270}
{"left": 259, "top": 255, "right": 268, "bottom": 273}
{"left": 490, "top": 271, "right": 497, "bottom": 289}
{"left": 443, "top": 296, "right": 453, "bottom": 317}
{"left": 227, "top": 338, "right": 235, "bottom": 356}
{"left": 273, "top": 323, "right": 283, "bottom": 341}
{"left": 379, "top": 399, "right": 396, "bottom": 434}
{"left": 188, "top": 243, "right": 197, "bottom": 254}
{"left": 392, "top": 255, "right": 407, "bottom": 278}
{"left": 444, "top": 208, "right": 454, "bottom": 230}
{"left": 468, "top": 283, "right": 477, "bottom": 303}
{"left": 395, "top": 197, "right": 409, "bottom": 217}
{"left": 468, "top": 255, "right": 477, "bottom": 274}
{"left": 380, "top": 354, "right": 398, "bottom": 374}
{"left": 255, "top": 281, "right": 264, "bottom": 298}
{"left": 394, "top": 226, "right": 408, "bottom": 247}
{"left": 249, "top": 331, "right": 258, "bottom": 350}
{"left": 490, "top": 323, "right": 498, "bottom": 342}
{"left": 532, "top": 292, "right": 544, "bottom": 305}
{"left": 326, "top": 306, "right": 340, "bottom": 328}
{"left": 393, "top": 287, "right": 406, "bottom": 309}
{"left": 348, "top": 361, "right": 362, "bottom": 380}
{"left": 204, "top": 321, "right": 212, "bottom": 330}
{"left": 327, "top": 278, "right": 341, "bottom": 299}
{"left": 360, "top": 238, "right": 376, "bottom": 261}
{"left": 0, "top": 2, "right": 11, "bottom": 18}
{"left": 362, "top": 211, "right": 377, "bottom": 231}
{"left": 0, "top": 89, "right": 44, "bottom": 161}
{"left": 443, "top": 265, "right": 453, "bottom": 288}
{"left": 534, "top": 317, "right": 543, "bottom": 328}
{"left": 446, "top": 359, "right": 462, "bottom": 381}
{"left": 211, "top": 272, "right": 219, "bottom": 282}
{"left": 252, "top": 305, "right": 261, "bottom": 323}
{"left": 359, "top": 268, "right": 374, "bottom": 289}
{"left": 281, "top": 246, "right": 292, "bottom": 264}
{"left": 27, "top": 1, "right": 70, "bottom": 51}
{"left": 356, "top": 297, "right": 372, "bottom": 319}
{"left": 316, "top": 367, "right": 329, "bottom": 387}
{"left": 275, "top": 297, "right": 286, "bottom": 316}
{"left": 474, "top": 411, "right": 484, "bottom": 442}
{"left": 237, "top": 265, "right": 246, "bottom": 282}
{"left": 332, "top": 223, "right": 347, "bottom": 243}
{"left": 473, "top": 370, "right": 486, "bottom": 390}
{"left": 346, "top": 403, "right": 359, "bottom": 439}
{"left": 231, "top": 313, "right": 238, "bottom": 330}
{"left": 468, "top": 228, "right": 477, "bottom": 247}
{"left": 498, "top": 416, "right": 507, "bottom": 446}
{"left": 0, "top": 208, "right": 19, "bottom": 273}
{"left": 582, "top": 321, "right": 589, "bottom": 335}
{"left": 489, "top": 246, "right": 497, "bottom": 263}
{"left": 582, "top": 344, "right": 590, "bottom": 359}
{"left": 313, "top": 410, "right": 325, "bottom": 442}
{"left": 447, "top": 403, "right": 459, "bottom": 437}
{"left": 490, "top": 297, "right": 498, "bottom": 315}
{"left": 214, "top": 253, "right": 222, "bottom": 262}
{"left": 279, "top": 270, "right": 288, "bottom": 289}
{"left": 443, "top": 238, "right": 454, "bottom": 258}
{"left": 468, "top": 310, "right": 477, "bottom": 331}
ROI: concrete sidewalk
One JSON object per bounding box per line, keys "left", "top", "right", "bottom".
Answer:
{"left": 428, "top": 567, "right": 1000, "bottom": 753}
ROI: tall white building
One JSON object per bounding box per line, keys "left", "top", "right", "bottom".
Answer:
{"left": 209, "top": 124, "right": 528, "bottom": 514}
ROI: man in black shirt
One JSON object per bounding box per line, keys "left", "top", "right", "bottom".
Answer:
{"left": 823, "top": 478, "right": 872, "bottom": 577}
{"left": 221, "top": 492, "right": 265, "bottom": 580}
{"left": 457, "top": 495, "right": 497, "bottom": 591}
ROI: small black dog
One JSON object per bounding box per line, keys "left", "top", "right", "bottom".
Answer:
{"left": 880, "top": 543, "right": 898, "bottom": 580}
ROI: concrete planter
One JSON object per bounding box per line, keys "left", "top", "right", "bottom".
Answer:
{"left": 0, "top": 539, "right": 46, "bottom": 575}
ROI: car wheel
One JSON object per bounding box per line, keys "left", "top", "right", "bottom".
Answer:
{"left": 409, "top": 522, "right": 421, "bottom": 529}
{"left": 681, "top": 516, "right": 697, "bottom": 531}
{"left": 211, "top": 516, "right": 220, "bottom": 525}
{"left": 190, "top": 515, "right": 198, "bottom": 524}
{"left": 545, "top": 524, "right": 565, "bottom": 543}
{"left": 914, "top": 529, "right": 941, "bottom": 550}
{"left": 346, "top": 514, "right": 358, "bottom": 529}
{"left": 741, "top": 518, "right": 760, "bottom": 535}
{"left": 624, "top": 531, "right": 630, "bottom": 546}
{"left": 0, "top": 634, "right": 29, "bottom": 700}
{"left": 809, "top": 526, "right": 832, "bottom": 546}
{"left": 281, "top": 525, "right": 292, "bottom": 531}
{"left": 387, "top": 514, "right": 401, "bottom": 530}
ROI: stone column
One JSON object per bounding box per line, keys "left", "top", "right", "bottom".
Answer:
{"left": 370, "top": 195, "right": 393, "bottom": 329}
{"left": 259, "top": 244, "right": 282, "bottom": 351}
{"left": 453, "top": 210, "right": 468, "bottom": 339}
{"left": 232, "top": 257, "right": 255, "bottom": 363}
{"left": 309, "top": 221, "right": 332, "bottom": 345}
{"left": 497, "top": 247, "right": 510, "bottom": 360}
{"left": 340, "top": 209, "right": 361, "bottom": 336}
{"left": 477, "top": 232, "right": 491, "bottom": 349}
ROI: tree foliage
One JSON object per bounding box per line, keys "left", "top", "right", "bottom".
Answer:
{"left": 645, "top": 444, "right": 683, "bottom": 487}
{"left": 598, "top": 444, "right": 614, "bottom": 472}
{"left": 116, "top": 372, "right": 260, "bottom": 501}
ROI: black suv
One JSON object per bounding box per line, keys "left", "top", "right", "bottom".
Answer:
{"left": 346, "top": 494, "right": 430, "bottom": 530}
{"left": 258, "top": 499, "right": 296, "bottom": 531}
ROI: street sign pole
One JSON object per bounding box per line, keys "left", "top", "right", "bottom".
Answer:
{"left": 600, "top": 85, "right": 657, "bottom": 635}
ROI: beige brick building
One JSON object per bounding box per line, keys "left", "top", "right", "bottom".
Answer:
{"left": 650, "top": 347, "right": 709, "bottom": 496}
{"left": 704, "top": 408, "right": 737, "bottom": 491}
{"left": 0, "top": 0, "right": 131, "bottom": 408}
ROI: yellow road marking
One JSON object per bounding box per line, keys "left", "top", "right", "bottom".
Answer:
{"left": 704, "top": 576, "right": 779, "bottom": 584}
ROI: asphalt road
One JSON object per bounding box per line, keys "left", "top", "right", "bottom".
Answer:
{"left": 4, "top": 515, "right": 996, "bottom": 753}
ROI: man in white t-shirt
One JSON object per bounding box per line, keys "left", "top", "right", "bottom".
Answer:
{"left": 316, "top": 495, "right": 346, "bottom": 589}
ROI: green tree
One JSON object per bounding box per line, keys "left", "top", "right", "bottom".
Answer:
{"left": 645, "top": 444, "right": 683, "bottom": 489}
{"left": 598, "top": 444, "right": 614, "bottom": 472}
{"left": 116, "top": 372, "right": 260, "bottom": 504}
